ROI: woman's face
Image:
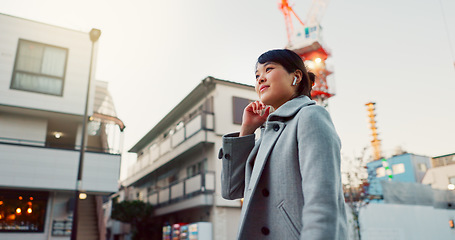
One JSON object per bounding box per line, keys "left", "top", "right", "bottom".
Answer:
{"left": 255, "top": 62, "right": 296, "bottom": 109}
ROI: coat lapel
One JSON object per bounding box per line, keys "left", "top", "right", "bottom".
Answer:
{"left": 247, "top": 122, "right": 285, "bottom": 191}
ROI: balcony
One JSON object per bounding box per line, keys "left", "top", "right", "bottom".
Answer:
{"left": 124, "top": 112, "right": 215, "bottom": 186}
{"left": 0, "top": 138, "right": 120, "bottom": 193}
{"left": 147, "top": 171, "right": 215, "bottom": 216}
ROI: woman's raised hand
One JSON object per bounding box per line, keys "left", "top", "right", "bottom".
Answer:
{"left": 239, "top": 101, "right": 271, "bottom": 136}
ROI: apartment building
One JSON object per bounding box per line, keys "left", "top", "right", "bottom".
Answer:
{"left": 422, "top": 153, "right": 455, "bottom": 190}
{"left": 0, "top": 13, "right": 124, "bottom": 240}
{"left": 122, "top": 77, "right": 257, "bottom": 240}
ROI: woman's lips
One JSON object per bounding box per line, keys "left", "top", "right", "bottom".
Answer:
{"left": 260, "top": 85, "right": 269, "bottom": 92}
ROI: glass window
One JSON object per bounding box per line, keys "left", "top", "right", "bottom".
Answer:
{"left": 376, "top": 167, "right": 385, "bottom": 177}
{"left": 0, "top": 189, "right": 49, "bottom": 232}
{"left": 449, "top": 176, "right": 455, "bottom": 185}
{"left": 11, "top": 39, "right": 68, "bottom": 96}
{"left": 392, "top": 163, "right": 405, "bottom": 174}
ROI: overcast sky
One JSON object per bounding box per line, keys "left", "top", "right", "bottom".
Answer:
{"left": 3, "top": 0, "right": 455, "bottom": 179}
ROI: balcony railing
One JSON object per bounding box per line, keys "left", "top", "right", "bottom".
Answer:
{"left": 129, "top": 112, "right": 214, "bottom": 177}
{"left": 0, "top": 142, "right": 121, "bottom": 192}
{"left": 147, "top": 171, "right": 215, "bottom": 206}
{"left": 0, "top": 136, "right": 121, "bottom": 154}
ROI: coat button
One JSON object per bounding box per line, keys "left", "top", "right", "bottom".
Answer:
{"left": 273, "top": 124, "right": 280, "bottom": 131}
{"left": 262, "top": 188, "right": 269, "bottom": 197}
{"left": 218, "top": 148, "right": 223, "bottom": 159}
{"left": 224, "top": 153, "right": 231, "bottom": 160}
{"left": 261, "top": 227, "right": 270, "bottom": 235}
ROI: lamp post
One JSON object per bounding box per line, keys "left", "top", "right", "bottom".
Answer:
{"left": 70, "top": 28, "right": 101, "bottom": 240}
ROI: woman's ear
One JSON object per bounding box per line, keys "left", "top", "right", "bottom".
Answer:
{"left": 294, "top": 70, "right": 303, "bottom": 85}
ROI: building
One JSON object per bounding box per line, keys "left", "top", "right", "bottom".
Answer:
{"left": 0, "top": 13, "right": 124, "bottom": 240}
{"left": 121, "top": 77, "right": 257, "bottom": 240}
{"left": 366, "top": 153, "right": 431, "bottom": 199}
{"left": 422, "top": 153, "right": 455, "bottom": 190}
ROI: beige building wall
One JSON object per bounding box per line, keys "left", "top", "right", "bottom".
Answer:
{"left": 422, "top": 165, "right": 455, "bottom": 190}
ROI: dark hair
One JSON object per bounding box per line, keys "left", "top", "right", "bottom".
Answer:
{"left": 257, "top": 49, "right": 313, "bottom": 98}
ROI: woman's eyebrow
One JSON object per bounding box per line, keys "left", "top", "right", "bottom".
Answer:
{"left": 255, "top": 62, "right": 274, "bottom": 74}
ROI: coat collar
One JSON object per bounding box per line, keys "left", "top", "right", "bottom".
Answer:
{"left": 268, "top": 95, "right": 316, "bottom": 120}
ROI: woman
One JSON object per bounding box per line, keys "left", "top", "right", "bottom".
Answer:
{"left": 219, "top": 49, "right": 347, "bottom": 239}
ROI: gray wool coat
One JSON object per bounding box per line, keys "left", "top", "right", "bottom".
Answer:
{"left": 220, "top": 95, "right": 347, "bottom": 240}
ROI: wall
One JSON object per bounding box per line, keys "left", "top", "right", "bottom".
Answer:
{"left": 0, "top": 13, "right": 96, "bottom": 116}
{"left": 212, "top": 83, "right": 256, "bottom": 209}
{"left": 0, "top": 112, "right": 47, "bottom": 144}
{"left": 411, "top": 154, "right": 431, "bottom": 183}
{"left": 0, "top": 143, "right": 120, "bottom": 193}
{"left": 422, "top": 165, "right": 455, "bottom": 190}
{"left": 212, "top": 83, "right": 257, "bottom": 137}
{"left": 359, "top": 203, "right": 455, "bottom": 240}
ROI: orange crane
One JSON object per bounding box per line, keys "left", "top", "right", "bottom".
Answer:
{"left": 278, "top": 0, "right": 333, "bottom": 106}
{"left": 365, "top": 102, "right": 382, "bottom": 161}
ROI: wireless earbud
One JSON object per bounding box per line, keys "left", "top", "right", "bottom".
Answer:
{"left": 292, "top": 76, "right": 297, "bottom": 86}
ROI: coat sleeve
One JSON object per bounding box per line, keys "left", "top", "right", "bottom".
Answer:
{"left": 297, "top": 105, "right": 347, "bottom": 239}
{"left": 220, "top": 132, "right": 256, "bottom": 200}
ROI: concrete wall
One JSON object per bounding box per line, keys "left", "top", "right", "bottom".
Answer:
{"left": 0, "top": 112, "right": 47, "bottom": 144}
{"left": 212, "top": 83, "right": 257, "bottom": 137}
{"left": 0, "top": 13, "right": 96, "bottom": 116}
{"left": 359, "top": 203, "right": 455, "bottom": 240}
{"left": 422, "top": 165, "right": 455, "bottom": 190}
{"left": 0, "top": 143, "right": 120, "bottom": 193}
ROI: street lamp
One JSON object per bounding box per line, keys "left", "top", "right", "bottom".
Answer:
{"left": 70, "top": 28, "right": 101, "bottom": 240}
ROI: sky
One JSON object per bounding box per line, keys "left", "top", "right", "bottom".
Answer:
{"left": 2, "top": 0, "right": 455, "bottom": 180}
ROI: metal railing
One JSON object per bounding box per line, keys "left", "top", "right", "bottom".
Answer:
{"left": 0, "top": 136, "right": 121, "bottom": 154}
{"left": 131, "top": 112, "right": 214, "bottom": 176}
{"left": 147, "top": 171, "right": 215, "bottom": 206}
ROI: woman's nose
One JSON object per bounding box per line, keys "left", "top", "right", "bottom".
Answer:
{"left": 257, "top": 76, "right": 266, "bottom": 84}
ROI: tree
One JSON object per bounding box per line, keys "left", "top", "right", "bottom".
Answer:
{"left": 111, "top": 200, "right": 160, "bottom": 240}
{"left": 342, "top": 147, "right": 376, "bottom": 240}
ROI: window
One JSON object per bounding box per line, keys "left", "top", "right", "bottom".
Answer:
{"left": 392, "top": 163, "right": 405, "bottom": 174}
{"left": 187, "top": 159, "right": 207, "bottom": 177}
{"left": 376, "top": 167, "right": 385, "bottom": 177}
{"left": 11, "top": 39, "right": 68, "bottom": 96}
{"left": 449, "top": 177, "right": 455, "bottom": 185}
{"left": 0, "top": 189, "right": 49, "bottom": 232}
{"left": 233, "top": 97, "right": 253, "bottom": 125}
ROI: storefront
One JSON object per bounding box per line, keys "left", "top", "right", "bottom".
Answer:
{"left": 0, "top": 189, "right": 49, "bottom": 233}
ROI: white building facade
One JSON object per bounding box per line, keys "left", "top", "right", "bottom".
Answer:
{"left": 122, "top": 77, "right": 258, "bottom": 240}
{"left": 0, "top": 13, "right": 123, "bottom": 240}
{"left": 422, "top": 153, "right": 455, "bottom": 190}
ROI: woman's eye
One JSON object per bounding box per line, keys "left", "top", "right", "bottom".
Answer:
{"left": 255, "top": 75, "right": 259, "bottom": 79}
{"left": 266, "top": 67, "right": 273, "bottom": 72}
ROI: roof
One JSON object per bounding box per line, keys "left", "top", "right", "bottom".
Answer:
{"left": 432, "top": 153, "right": 455, "bottom": 159}
{"left": 0, "top": 12, "right": 89, "bottom": 34}
{"left": 128, "top": 76, "right": 254, "bottom": 153}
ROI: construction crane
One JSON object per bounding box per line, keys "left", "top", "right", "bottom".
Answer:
{"left": 365, "top": 102, "right": 382, "bottom": 161}
{"left": 278, "top": 0, "right": 333, "bottom": 107}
